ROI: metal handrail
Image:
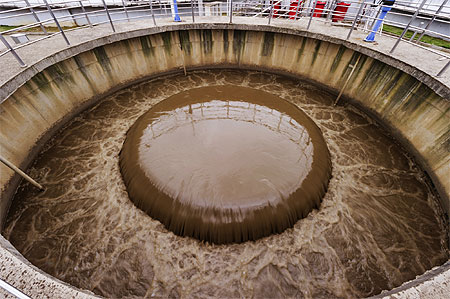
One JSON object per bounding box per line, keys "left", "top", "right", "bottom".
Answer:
{"left": 0, "top": 0, "right": 449, "bottom": 76}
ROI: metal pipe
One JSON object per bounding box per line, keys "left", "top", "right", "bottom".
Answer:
{"left": 149, "top": 0, "right": 157, "bottom": 26}
{"left": 0, "top": 34, "right": 27, "bottom": 67}
{"left": 43, "top": 0, "right": 70, "bottom": 45}
{"left": 347, "top": 0, "right": 366, "bottom": 40}
{"left": 334, "top": 54, "right": 362, "bottom": 106}
{"left": 0, "top": 279, "right": 31, "bottom": 299}
{"left": 416, "top": 0, "right": 448, "bottom": 44}
{"left": 24, "top": 0, "right": 48, "bottom": 34}
{"left": 191, "top": 0, "right": 195, "bottom": 23}
{"left": 121, "top": 0, "right": 130, "bottom": 21}
{"left": 101, "top": 0, "right": 115, "bottom": 32}
{"left": 79, "top": 1, "right": 92, "bottom": 28}
{"left": 436, "top": 60, "right": 449, "bottom": 77}
{"left": 307, "top": 0, "right": 319, "bottom": 30}
{"left": 390, "top": 0, "right": 427, "bottom": 53}
{"left": 0, "top": 156, "right": 45, "bottom": 191}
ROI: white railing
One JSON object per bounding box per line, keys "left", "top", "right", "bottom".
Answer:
{"left": 0, "top": 0, "right": 449, "bottom": 76}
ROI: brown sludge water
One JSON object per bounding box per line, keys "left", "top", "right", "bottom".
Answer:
{"left": 3, "top": 70, "right": 448, "bottom": 298}
{"left": 119, "top": 85, "right": 331, "bottom": 244}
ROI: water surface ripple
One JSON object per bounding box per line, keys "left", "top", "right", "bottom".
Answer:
{"left": 3, "top": 70, "right": 448, "bottom": 298}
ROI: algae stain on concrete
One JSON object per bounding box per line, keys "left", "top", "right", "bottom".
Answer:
{"left": 161, "top": 32, "right": 172, "bottom": 54}
{"left": 311, "top": 40, "right": 322, "bottom": 66}
{"left": 73, "top": 55, "right": 98, "bottom": 94}
{"left": 223, "top": 30, "right": 229, "bottom": 54}
{"left": 330, "top": 45, "right": 346, "bottom": 73}
{"left": 179, "top": 31, "right": 192, "bottom": 55}
{"left": 296, "top": 37, "right": 307, "bottom": 62}
{"left": 233, "top": 30, "right": 246, "bottom": 63}
{"left": 201, "top": 29, "right": 213, "bottom": 54}
{"left": 261, "top": 32, "right": 274, "bottom": 57}
{"left": 93, "top": 46, "right": 113, "bottom": 79}
{"left": 140, "top": 36, "right": 155, "bottom": 58}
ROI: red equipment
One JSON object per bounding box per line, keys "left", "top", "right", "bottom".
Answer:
{"left": 272, "top": 1, "right": 282, "bottom": 18}
{"left": 313, "top": 1, "right": 326, "bottom": 17}
{"left": 289, "top": 1, "right": 303, "bottom": 20}
{"left": 332, "top": 2, "right": 351, "bottom": 22}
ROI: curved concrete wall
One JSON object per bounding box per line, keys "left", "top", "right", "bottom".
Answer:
{"left": 0, "top": 24, "right": 449, "bottom": 298}
{"left": 1, "top": 27, "right": 449, "bottom": 223}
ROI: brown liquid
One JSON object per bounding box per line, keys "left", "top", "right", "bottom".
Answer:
{"left": 2, "top": 70, "right": 448, "bottom": 298}
{"left": 119, "top": 86, "right": 331, "bottom": 243}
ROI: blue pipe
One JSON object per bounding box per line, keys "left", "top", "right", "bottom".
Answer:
{"left": 173, "top": 0, "right": 181, "bottom": 22}
{"left": 364, "top": 6, "right": 391, "bottom": 42}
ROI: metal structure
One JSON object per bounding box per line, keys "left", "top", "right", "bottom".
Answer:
{"left": 0, "top": 0, "right": 449, "bottom": 76}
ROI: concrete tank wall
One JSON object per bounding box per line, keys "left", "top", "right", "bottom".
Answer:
{"left": 1, "top": 27, "right": 449, "bottom": 226}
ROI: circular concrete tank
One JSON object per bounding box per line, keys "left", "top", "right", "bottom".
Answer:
{"left": 0, "top": 22, "right": 448, "bottom": 298}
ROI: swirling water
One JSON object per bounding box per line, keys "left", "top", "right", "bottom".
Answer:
{"left": 3, "top": 70, "right": 448, "bottom": 298}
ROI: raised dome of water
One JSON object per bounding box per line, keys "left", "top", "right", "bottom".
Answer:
{"left": 119, "top": 86, "right": 331, "bottom": 243}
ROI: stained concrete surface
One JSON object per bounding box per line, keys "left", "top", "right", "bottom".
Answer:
{"left": 0, "top": 16, "right": 448, "bottom": 299}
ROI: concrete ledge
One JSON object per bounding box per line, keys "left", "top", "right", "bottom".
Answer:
{"left": 0, "top": 18, "right": 448, "bottom": 298}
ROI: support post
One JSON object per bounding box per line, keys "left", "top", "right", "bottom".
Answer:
{"left": 229, "top": 0, "right": 233, "bottom": 23}
{"left": 121, "top": 0, "right": 130, "bottom": 21}
{"left": 334, "top": 54, "right": 362, "bottom": 106}
{"left": 101, "top": 0, "right": 116, "bottom": 32}
{"left": 0, "top": 156, "right": 45, "bottom": 191}
{"left": 307, "top": 0, "right": 319, "bottom": 30}
{"left": 416, "top": 0, "right": 448, "bottom": 44}
{"left": 436, "top": 60, "right": 449, "bottom": 77}
{"left": 268, "top": 2, "right": 273, "bottom": 24}
{"left": 347, "top": 0, "right": 365, "bottom": 40}
{"left": 0, "top": 35, "right": 27, "bottom": 67}
{"left": 24, "top": 0, "right": 48, "bottom": 34}
{"left": 389, "top": 0, "right": 427, "bottom": 53}
{"left": 43, "top": 0, "right": 70, "bottom": 45}
{"left": 191, "top": 0, "right": 195, "bottom": 23}
{"left": 79, "top": 1, "right": 93, "bottom": 28}
{"left": 149, "top": 0, "right": 157, "bottom": 26}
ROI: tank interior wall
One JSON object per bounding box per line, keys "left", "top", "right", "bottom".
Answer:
{"left": 0, "top": 29, "right": 449, "bottom": 225}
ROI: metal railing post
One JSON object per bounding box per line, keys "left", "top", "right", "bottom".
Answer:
{"left": 307, "top": 0, "right": 319, "bottom": 30}
{"left": 347, "top": 0, "right": 365, "bottom": 40}
{"left": 24, "top": 0, "right": 48, "bottom": 34}
{"left": 389, "top": 0, "right": 427, "bottom": 53}
{"left": 121, "top": 0, "right": 130, "bottom": 21}
{"left": 294, "top": 0, "right": 302, "bottom": 20}
{"left": 436, "top": 60, "right": 450, "bottom": 77}
{"left": 149, "top": 0, "right": 157, "bottom": 26}
{"left": 101, "top": 0, "right": 115, "bottom": 32}
{"left": 0, "top": 34, "right": 27, "bottom": 67}
{"left": 229, "top": 0, "right": 233, "bottom": 23}
{"left": 191, "top": 0, "right": 195, "bottom": 23}
{"left": 416, "top": 0, "right": 448, "bottom": 44}
{"left": 43, "top": 0, "right": 70, "bottom": 45}
{"left": 268, "top": 2, "right": 273, "bottom": 24}
{"left": 79, "top": 1, "right": 92, "bottom": 28}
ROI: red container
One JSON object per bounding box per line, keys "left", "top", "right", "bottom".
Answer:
{"left": 289, "top": 1, "right": 303, "bottom": 19}
{"left": 332, "top": 2, "right": 351, "bottom": 22}
{"left": 272, "top": 0, "right": 282, "bottom": 18}
{"left": 313, "top": 1, "right": 326, "bottom": 17}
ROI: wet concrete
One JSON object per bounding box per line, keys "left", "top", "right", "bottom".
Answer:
{"left": 3, "top": 70, "right": 448, "bottom": 298}
{"left": 120, "top": 85, "right": 331, "bottom": 244}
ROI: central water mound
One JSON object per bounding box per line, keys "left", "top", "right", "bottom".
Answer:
{"left": 119, "top": 85, "right": 331, "bottom": 243}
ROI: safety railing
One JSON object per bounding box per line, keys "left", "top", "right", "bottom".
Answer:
{"left": 0, "top": 0, "right": 449, "bottom": 76}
